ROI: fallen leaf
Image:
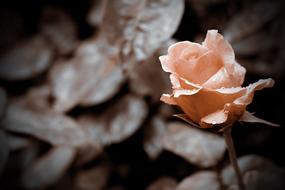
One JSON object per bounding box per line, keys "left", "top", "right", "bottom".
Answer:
{"left": 75, "top": 143, "right": 102, "bottom": 166}
{"left": 7, "top": 134, "right": 35, "bottom": 151}
{"left": 40, "top": 7, "right": 78, "bottom": 55}
{"left": 78, "top": 95, "right": 147, "bottom": 146}
{"left": 143, "top": 116, "right": 167, "bottom": 159}
{"left": 0, "top": 87, "right": 7, "bottom": 118}
{"left": 127, "top": 46, "right": 172, "bottom": 101}
{"left": 100, "top": 0, "right": 184, "bottom": 60}
{"left": 145, "top": 176, "right": 177, "bottom": 190}
{"left": 21, "top": 146, "right": 76, "bottom": 189}
{"left": 49, "top": 38, "right": 125, "bottom": 112}
{"left": 232, "top": 32, "right": 276, "bottom": 56}
{"left": 2, "top": 101, "right": 92, "bottom": 147}
{"left": 162, "top": 122, "right": 226, "bottom": 167}
{"left": 74, "top": 164, "right": 110, "bottom": 190}
{"left": 223, "top": 1, "right": 281, "bottom": 43}
{"left": 0, "top": 130, "right": 9, "bottom": 176}
{"left": 176, "top": 171, "right": 220, "bottom": 190}
{"left": 87, "top": 0, "right": 108, "bottom": 28}
{"left": 222, "top": 154, "right": 285, "bottom": 189}
{"left": 0, "top": 35, "right": 53, "bottom": 81}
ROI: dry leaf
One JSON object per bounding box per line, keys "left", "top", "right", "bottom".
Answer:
{"left": 127, "top": 44, "right": 172, "bottom": 100}
{"left": 7, "top": 134, "right": 35, "bottom": 151}
{"left": 0, "top": 130, "right": 9, "bottom": 176}
{"left": 0, "top": 35, "right": 53, "bottom": 81}
{"left": 21, "top": 146, "right": 76, "bottom": 189}
{"left": 232, "top": 32, "right": 276, "bottom": 56}
{"left": 162, "top": 122, "right": 226, "bottom": 167}
{"left": 0, "top": 87, "right": 7, "bottom": 117}
{"left": 78, "top": 95, "right": 147, "bottom": 146}
{"left": 49, "top": 38, "right": 125, "bottom": 112}
{"left": 2, "top": 101, "right": 93, "bottom": 147}
{"left": 100, "top": 0, "right": 184, "bottom": 60}
{"left": 176, "top": 171, "right": 220, "bottom": 190}
{"left": 222, "top": 154, "right": 285, "bottom": 188}
{"left": 19, "top": 84, "right": 52, "bottom": 110}
{"left": 40, "top": 7, "right": 78, "bottom": 55}
{"left": 143, "top": 116, "right": 167, "bottom": 159}
{"left": 74, "top": 164, "right": 110, "bottom": 190}
{"left": 145, "top": 177, "right": 177, "bottom": 190}
{"left": 87, "top": 0, "right": 108, "bottom": 27}
{"left": 223, "top": 1, "right": 281, "bottom": 43}
{"left": 75, "top": 143, "right": 102, "bottom": 166}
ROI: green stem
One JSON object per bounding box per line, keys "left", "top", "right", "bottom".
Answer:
{"left": 223, "top": 127, "right": 245, "bottom": 190}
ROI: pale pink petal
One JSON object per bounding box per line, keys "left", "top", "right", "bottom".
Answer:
{"left": 174, "top": 87, "right": 246, "bottom": 123}
{"left": 168, "top": 41, "right": 201, "bottom": 59}
{"left": 169, "top": 74, "right": 182, "bottom": 89}
{"left": 239, "top": 111, "right": 280, "bottom": 127}
{"left": 173, "top": 88, "right": 201, "bottom": 97}
{"left": 202, "top": 30, "right": 235, "bottom": 65}
{"left": 234, "top": 78, "right": 274, "bottom": 105}
{"left": 159, "top": 55, "right": 174, "bottom": 73}
{"left": 175, "top": 51, "right": 223, "bottom": 85}
{"left": 203, "top": 63, "right": 246, "bottom": 89}
{"left": 160, "top": 94, "right": 177, "bottom": 105}
{"left": 200, "top": 109, "right": 228, "bottom": 126}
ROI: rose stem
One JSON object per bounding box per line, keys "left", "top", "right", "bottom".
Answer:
{"left": 223, "top": 127, "right": 245, "bottom": 190}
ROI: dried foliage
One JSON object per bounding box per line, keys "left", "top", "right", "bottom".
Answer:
{"left": 0, "top": 0, "right": 284, "bottom": 189}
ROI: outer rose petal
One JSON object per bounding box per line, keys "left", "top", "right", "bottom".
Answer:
{"left": 161, "top": 94, "right": 177, "bottom": 105}
{"left": 200, "top": 78, "right": 275, "bottom": 128}
{"left": 172, "top": 87, "right": 246, "bottom": 123}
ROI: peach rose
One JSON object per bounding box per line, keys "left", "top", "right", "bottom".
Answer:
{"left": 160, "top": 30, "right": 277, "bottom": 128}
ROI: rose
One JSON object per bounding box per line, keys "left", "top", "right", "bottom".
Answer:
{"left": 159, "top": 30, "right": 277, "bottom": 128}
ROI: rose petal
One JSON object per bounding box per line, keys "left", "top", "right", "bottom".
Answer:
{"left": 239, "top": 111, "right": 279, "bottom": 127}
{"left": 203, "top": 63, "right": 246, "bottom": 88}
{"left": 234, "top": 79, "right": 274, "bottom": 105}
{"left": 174, "top": 51, "right": 223, "bottom": 85}
{"left": 203, "top": 30, "right": 235, "bottom": 65}
{"left": 173, "top": 88, "right": 246, "bottom": 123}
{"left": 160, "top": 94, "right": 177, "bottom": 105}
{"left": 200, "top": 79, "right": 275, "bottom": 128}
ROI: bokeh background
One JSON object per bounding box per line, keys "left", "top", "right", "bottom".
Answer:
{"left": 0, "top": 0, "right": 285, "bottom": 189}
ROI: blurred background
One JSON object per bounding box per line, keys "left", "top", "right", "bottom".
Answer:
{"left": 0, "top": 0, "right": 285, "bottom": 189}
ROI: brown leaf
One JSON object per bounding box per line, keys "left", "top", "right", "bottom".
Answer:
{"left": 145, "top": 177, "right": 177, "bottom": 190}
{"left": 2, "top": 101, "right": 93, "bottom": 147}
{"left": 0, "top": 130, "right": 9, "bottom": 176}
{"left": 7, "top": 134, "right": 35, "bottom": 151}
{"left": 222, "top": 154, "right": 285, "bottom": 189}
{"left": 143, "top": 116, "right": 167, "bottom": 159}
{"left": 74, "top": 164, "right": 110, "bottom": 190}
{"left": 176, "top": 171, "right": 220, "bottom": 190}
{"left": 0, "top": 87, "right": 7, "bottom": 118}
{"left": 223, "top": 1, "right": 281, "bottom": 43}
{"left": 0, "top": 35, "right": 53, "bottom": 81}
{"left": 232, "top": 32, "right": 276, "bottom": 56}
{"left": 21, "top": 146, "right": 76, "bottom": 189}
{"left": 100, "top": 0, "right": 184, "bottom": 60}
{"left": 87, "top": 0, "right": 108, "bottom": 28}
{"left": 75, "top": 143, "right": 102, "bottom": 166}
{"left": 78, "top": 95, "right": 147, "bottom": 146}
{"left": 49, "top": 38, "right": 125, "bottom": 112}
{"left": 127, "top": 43, "right": 172, "bottom": 100}
{"left": 162, "top": 122, "right": 226, "bottom": 167}
{"left": 40, "top": 7, "right": 78, "bottom": 55}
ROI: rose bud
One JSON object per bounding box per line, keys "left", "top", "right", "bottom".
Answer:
{"left": 160, "top": 30, "right": 278, "bottom": 129}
